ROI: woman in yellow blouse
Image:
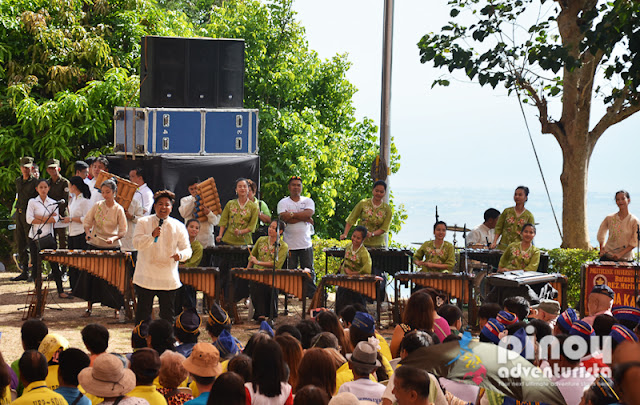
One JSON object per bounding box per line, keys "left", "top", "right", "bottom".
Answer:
{"left": 216, "top": 178, "right": 259, "bottom": 246}
{"left": 414, "top": 221, "right": 456, "bottom": 272}
{"left": 247, "top": 219, "right": 289, "bottom": 321}
{"left": 491, "top": 186, "right": 535, "bottom": 251}
{"left": 340, "top": 180, "right": 392, "bottom": 247}
{"left": 498, "top": 223, "right": 540, "bottom": 272}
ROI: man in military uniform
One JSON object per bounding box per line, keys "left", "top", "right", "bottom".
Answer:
{"left": 12, "top": 157, "right": 37, "bottom": 281}
{"left": 46, "top": 159, "right": 70, "bottom": 279}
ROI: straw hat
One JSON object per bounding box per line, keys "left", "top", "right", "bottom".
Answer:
{"left": 78, "top": 353, "right": 136, "bottom": 398}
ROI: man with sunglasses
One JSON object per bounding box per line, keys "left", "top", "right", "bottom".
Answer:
{"left": 277, "top": 176, "right": 316, "bottom": 295}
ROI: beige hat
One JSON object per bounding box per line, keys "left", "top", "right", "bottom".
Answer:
{"left": 38, "top": 333, "right": 69, "bottom": 362}
{"left": 531, "top": 299, "right": 561, "bottom": 316}
{"left": 182, "top": 343, "right": 222, "bottom": 377}
{"left": 79, "top": 353, "right": 136, "bottom": 398}
{"left": 328, "top": 393, "right": 366, "bottom": 405}
{"left": 346, "top": 341, "right": 381, "bottom": 374}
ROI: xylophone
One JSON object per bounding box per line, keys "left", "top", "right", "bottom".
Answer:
{"left": 94, "top": 170, "right": 138, "bottom": 211}
{"left": 324, "top": 247, "right": 413, "bottom": 275}
{"left": 460, "top": 248, "right": 550, "bottom": 272}
{"left": 581, "top": 261, "right": 640, "bottom": 315}
{"left": 230, "top": 268, "right": 313, "bottom": 321}
{"left": 40, "top": 249, "right": 135, "bottom": 319}
{"left": 194, "top": 177, "right": 222, "bottom": 222}
{"left": 311, "top": 274, "right": 382, "bottom": 327}
{"left": 393, "top": 271, "right": 476, "bottom": 325}
{"left": 178, "top": 267, "right": 220, "bottom": 300}
{"left": 203, "top": 245, "right": 252, "bottom": 268}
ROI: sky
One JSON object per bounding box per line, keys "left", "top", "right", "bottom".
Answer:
{"left": 292, "top": 0, "right": 640, "bottom": 199}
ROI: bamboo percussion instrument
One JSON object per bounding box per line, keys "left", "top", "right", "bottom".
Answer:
{"left": 195, "top": 177, "right": 222, "bottom": 221}
{"left": 178, "top": 267, "right": 220, "bottom": 299}
{"left": 94, "top": 170, "right": 138, "bottom": 211}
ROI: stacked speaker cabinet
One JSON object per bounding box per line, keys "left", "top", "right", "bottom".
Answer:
{"left": 140, "top": 36, "right": 244, "bottom": 109}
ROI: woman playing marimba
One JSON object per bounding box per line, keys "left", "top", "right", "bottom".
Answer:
{"left": 247, "top": 219, "right": 289, "bottom": 320}
{"left": 76, "top": 179, "right": 128, "bottom": 317}
{"left": 340, "top": 180, "right": 392, "bottom": 247}
{"left": 491, "top": 186, "right": 535, "bottom": 251}
{"left": 414, "top": 221, "right": 455, "bottom": 273}
{"left": 335, "top": 225, "right": 372, "bottom": 315}
{"left": 597, "top": 190, "right": 639, "bottom": 262}
{"left": 498, "top": 223, "right": 540, "bottom": 272}
{"left": 216, "top": 178, "right": 259, "bottom": 246}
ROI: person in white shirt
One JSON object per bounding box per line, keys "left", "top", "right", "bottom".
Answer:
{"left": 26, "top": 179, "right": 68, "bottom": 297}
{"left": 60, "top": 176, "right": 92, "bottom": 291}
{"left": 129, "top": 168, "right": 154, "bottom": 216}
{"left": 549, "top": 335, "right": 595, "bottom": 405}
{"left": 120, "top": 198, "right": 144, "bottom": 258}
{"left": 466, "top": 208, "right": 500, "bottom": 247}
{"left": 133, "top": 190, "right": 192, "bottom": 323}
{"left": 88, "top": 157, "right": 109, "bottom": 206}
{"left": 178, "top": 177, "right": 220, "bottom": 248}
{"left": 338, "top": 341, "right": 386, "bottom": 404}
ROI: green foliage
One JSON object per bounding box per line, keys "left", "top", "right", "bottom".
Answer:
{"left": 312, "top": 238, "right": 350, "bottom": 280}
{"left": 546, "top": 248, "right": 599, "bottom": 309}
{"left": 0, "top": 0, "right": 406, "bottom": 241}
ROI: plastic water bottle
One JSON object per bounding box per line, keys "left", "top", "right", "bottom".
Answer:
{"left": 119, "top": 306, "right": 125, "bottom": 323}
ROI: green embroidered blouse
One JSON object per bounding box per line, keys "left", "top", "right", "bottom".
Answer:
{"left": 340, "top": 242, "right": 372, "bottom": 275}
{"left": 498, "top": 241, "right": 540, "bottom": 271}
{"left": 250, "top": 236, "right": 289, "bottom": 270}
{"left": 414, "top": 240, "right": 456, "bottom": 273}
{"left": 495, "top": 207, "right": 535, "bottom": 251}
{"left": 219, "top": 199, "right": 259, "bottom": 245}
{"left": 346, "top": 198, "right": 393, "bottom": 247}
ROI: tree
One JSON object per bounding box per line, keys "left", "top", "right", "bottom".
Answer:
{"left": 418, "top": 0, "right": 640, "bottom": 248}
{"left": 0, "top": 0, "right": 404, "bottom": 241}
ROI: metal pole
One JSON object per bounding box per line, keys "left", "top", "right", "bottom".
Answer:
{"left": 380, "top": 0, "right": 394, "bottom": 200}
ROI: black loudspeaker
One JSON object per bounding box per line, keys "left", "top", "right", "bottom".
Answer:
{"left": 140, "top": 36, "right": 244, "bottom": 108}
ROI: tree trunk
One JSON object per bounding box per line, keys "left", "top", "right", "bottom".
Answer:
{"left": 559, "top": 139, "right": 592, "bottom": 249}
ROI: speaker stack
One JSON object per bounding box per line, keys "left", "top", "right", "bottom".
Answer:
{"left": 139, "top": 36, "right": 245, "bottom": 108}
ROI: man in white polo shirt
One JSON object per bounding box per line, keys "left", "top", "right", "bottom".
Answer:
{"left": 277, "top": 176, "right": 316, "bottom": 296}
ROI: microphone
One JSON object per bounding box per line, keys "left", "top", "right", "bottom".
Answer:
{"left": 154, "top": 218, "right": 164, "bottom": 243}
{"left": 48, "top": 199, "right": 66, "bottom": 206}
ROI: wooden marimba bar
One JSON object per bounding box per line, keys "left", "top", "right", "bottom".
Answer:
{"left": 230, "top": 268, "right": 312, "bottom": 323}
{"left": 178, "top": 267, "right": 220, "bottom": 300}
{"left": 311, "top": 274, "right": 382, "bottom": 328}
{"left": 40, "top": 249, "right": 135, "bottom": 319}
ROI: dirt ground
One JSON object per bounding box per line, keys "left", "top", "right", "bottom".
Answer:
{"left": 0, "top": 269, "right": 395, "bottom": 365}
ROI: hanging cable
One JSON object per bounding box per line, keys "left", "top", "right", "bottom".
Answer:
{"left": 514, "top": 90, "right": 564, "bottom": 241}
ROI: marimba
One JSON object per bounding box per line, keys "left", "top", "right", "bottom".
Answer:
{"left": 40, "top": 249, "right": 135, "bottom": 319}
{"left": 93, "top": 170, "right": 138, "bottom": 211}
{"left": 486, "top": 270, "right": 567, "bottom": 308}
{"left": 194, "top": 177, "right": 222, "bottom": 221}
{"left": 393, "top": 271, "right": 476, "bottom": 325}
{"left": 203, "top": 245, "right": 251, "bottom": 267}
{"left": 311, "top": 274, "right": 382, "bottom": 327}
{"left": 460, "top": 248, "right": 550, "bottom": 272}
{"left": 581, "top": 261, "right": 640, "bottom": 315}
{"left": 230, "top": 268, "right": 312, "bottom": 322}
{"left": 178, "top": 267, "right": 219, "bottom": 300}
{"left": 324, "top": 247, "right": 413, "bottom": 275}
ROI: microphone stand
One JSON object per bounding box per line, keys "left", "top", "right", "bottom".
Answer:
{"left": 269, "top": 221, "right": 280, "bottom": 326}
{"left": 31, "top": 201, "right": 61, "bottom": 318}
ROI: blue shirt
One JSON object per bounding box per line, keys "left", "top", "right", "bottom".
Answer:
{"left": 184, "top": 392, "right": 210, "bottom": 405}
{"left": 55, "top": 386, "right": 92, "bottom": 405}
{"left": 176, "top": 342, "right": 196, "bottom": 358}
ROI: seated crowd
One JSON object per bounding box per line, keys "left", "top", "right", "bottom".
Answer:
{"left": 2, "top": 285, "right": 640, "bottom": 405}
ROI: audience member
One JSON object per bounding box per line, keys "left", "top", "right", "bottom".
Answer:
{"left": 81, "top": 323, "right": 109, "bottom": 365}
{"left": 246, "top": 339, "right": 293, "bottom": 404}
{"left": 612, "top": 306, "right": 640, "bottom": 332}
{"left": 227, "top": 354, "right": 252, "bottom": 383}
{"left": 206, "top": 372, "right": 245, "bottom": 405}
{"left": 580, "top": 375, "right": 620, "bottom": 405}
{"left": 437, "top": 304, "right": 463, "bottom": 335}
{"left": 549, "top": 335, "right": 595, "bottom": 404}
{"left": 295, "top": 319, "right": 323, "bottom": 350}
{"left": 582, "top": 285, "right": 615, "bottom": 326}
{"left": 130, "top": 320, "right": 150, "bottom": 358}
{"left": 392, "top": 366, "right": 431, "bottom": 405}
{"left": 129, "top": 348, "right": 167, "bottom": 405}
{"left": 149, "top": 319, "right": 177, "bottom": 355}
{"left": 38, "top": 333, "right": 69, "bottom": 391}
{"left": 183, "top": 344, "right": 222, "bottom": 405}
{"left": 213, "top": 330, "right": 243, "bottom": 361}
{"left": 0, "top": 351, "right": 11, "bottom": 405}
{"left": 503, "top": 296, "right": 530, "bottom": 323}
{"left": 337, "top": 341, "right": 385, "bottom": 403}
{"left": 158, "top": 351, "right": 193, "bottom": 405}
{"left": 275, "top": 335, "right": 303, "bottom": 390}
{"left": 11, "top": 320, "right": 48, "bottom": 396}
{"left": 390, "top": 293, "right": 435, "bottom": 357}
{"left": 79, "top": 353, "right": 144, "bottom": 405}
{"left": 293, "top": 385, "right": 329, "bottom": 405}
{"left": 13, "top": 350, "right": 66, "bottom": 405}
{"left": 242, "top": 331, "right": 272, "bottom": 358}
{"left": 347, "top": 312, "right": 391, "bottom": 384}
{"left": 477, "top": 303, "right": 501, "bottom": 331}
{"left": 555, "top": 308, "right": 578, "bottom": 335}
{"left": 496, "top": 310, "right": 519, "bottom": 326}
{"left": 316, "top": 311, "right": 352, "bottom": 356}
{"left": 612, "top": 342, "right": 640, "bottom": 405}
{"left": 296, "top": 348, "right": 336, "bottom": 398}
{"left": 175, "top": 308, "right": 201, "bottom": 358}
{"left": 55, "top": 348, "right": 91, "bottom": 405}
{"left": 530, "top": 299, "right": 561, "bottom": 328}
{"left": 275, "top": 325, "right": 302, "bottom": 343}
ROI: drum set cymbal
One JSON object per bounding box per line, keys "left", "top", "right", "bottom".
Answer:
{"left": 446, "top": 225, "right": 470, "bottom": 233}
